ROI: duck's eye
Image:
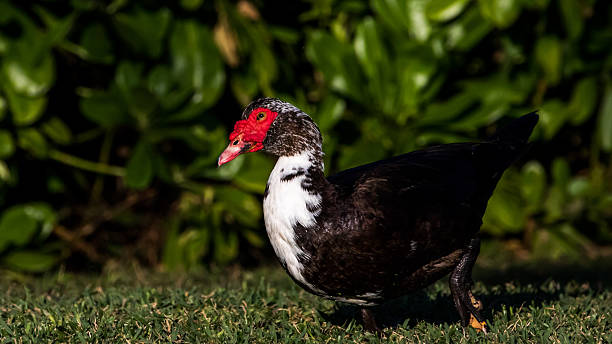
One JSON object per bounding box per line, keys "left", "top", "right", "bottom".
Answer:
{"left": 233, "top": 140, "right": 239, "bottom": 145}
{"left": 257, "top": 112, "right": 266, "bottom": 120}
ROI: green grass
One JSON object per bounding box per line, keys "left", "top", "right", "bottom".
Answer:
{"left": 1, "top": 261, "right": 611, "bottom": 343}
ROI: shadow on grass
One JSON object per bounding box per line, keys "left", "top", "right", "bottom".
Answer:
{"left": 320, "top": 257, "right": 612, "bottom": 329}
{"left": 474, "top": 258, "right": 612, "bottom": 288}
{"left": 321, "top": 290, "right": 563, "bottom": 329}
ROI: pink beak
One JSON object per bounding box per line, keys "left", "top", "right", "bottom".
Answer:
{"left": 218, "top": 139, "right": 250, "bottom": 167}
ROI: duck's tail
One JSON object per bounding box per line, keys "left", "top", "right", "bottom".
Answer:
{"left": 491, "top": 111, "right": 539, "bottom": 145}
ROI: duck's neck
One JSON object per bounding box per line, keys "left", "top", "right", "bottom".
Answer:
{"left": 263, "top": 150, "right": 328, "bottom": 290}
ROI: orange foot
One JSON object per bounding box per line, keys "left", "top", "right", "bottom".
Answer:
{"left": 468, "top": 291, "right": 488, "bottom": 333}
{"left": 469, "top": 315, "right": 487, "bottom": 333}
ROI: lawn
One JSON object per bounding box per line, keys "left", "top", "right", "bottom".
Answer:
{"left": 1, "top": 260, "right": 610, "bottom": 343}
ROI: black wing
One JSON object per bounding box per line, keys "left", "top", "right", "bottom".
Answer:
{"left": 329, "top": 143, "right": 505, "bottom": 214}
{"left": 327, "top": 112, "right": 538, "bottom": 225}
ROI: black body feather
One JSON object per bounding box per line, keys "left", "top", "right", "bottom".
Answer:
{"left": 291, "top": 112, "right": 538, "bottom": 303}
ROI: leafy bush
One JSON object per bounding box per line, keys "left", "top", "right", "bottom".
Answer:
{"left": 0, "top": 0, "right": 610, "bottom": 271}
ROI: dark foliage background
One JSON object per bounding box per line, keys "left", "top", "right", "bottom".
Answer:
{"left": 0, "top": 0, "right": 610, "bottom": 272}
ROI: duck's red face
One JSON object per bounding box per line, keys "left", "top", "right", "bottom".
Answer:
{"left": 218, "top": 107, "right": 278, "bottom": 166}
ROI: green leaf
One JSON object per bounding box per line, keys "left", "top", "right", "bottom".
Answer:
{"left": 0, "top": 3, "right": 37, "bottom": 37}
{"left": 41, "top": 117, "right": 72, "bottom": 145}
{"left": 419, "top": 92, "right": 478, "bottom": 126}
{"left": 170, "top": 21, "right": 225, "bottom": 90}
{"left": 567, "top": 177, "right": 590, "bottom": 198}
{"left": 180, "top": 0, "right": 203, "bottom": 10}
{"left": 0, "top": 130, "right": 15, "bottom": 159}
{"left": 2, "top": 52, "right": 55, "bottom": 97}
{"left": 354, "top": 18, "right": 395, "bottom": 113}
{"left": 147, "top": 65, "right": 173, "bottom": 98}
{"left": 568, "top": 77, "right": 598, "bottom": 125}
{"left": 115, "top": 61, "right": 143, "bottom": 95}
{"left": 242, "top": 229, "right": 265, "bottom": 248}
{"left": 445, "top": 7, "right": 493, "bottom": 51}
{"left": 539, "top": 99, "right": 569, "bottom": 139}
{"left": 144, "top": 151, "right": 169, "bottom": 186}
{"left": 156, "top": 125, "right": 226, "bottom": 155}
{"left": 114, "top": 62, "right": 156, "bottom": 127}
{"left": 180, "top": 227, "right": 210, "bottom": 267}
{"left": 532, "top": 224, "right": 589, "bottom": 260}
{"left": 0, "top": 95, "right": 6, "bottom": 121}
{"left": 2, "top": 250, "right": 58, "bottom": 272}
{"left": 79, "top": 23, "right": 114, "bottom": 64}
{"left": 337, "top": 138, "right": 387, "bottom": 171}
{"left": 354, "top": 17, "right": 386, "bottom": 79}
{"left": 415, "top": 131, "right": 470, "bottom": 146}
{"left": 79, "top": 89, "right": 130, "bottom": 127}
{"left": 169, "top": 21, "right": 225, "bottom": 116}
{"left": 0, "top": 203, "right": 55, "bottom": 252}
{"left": 4, "top": 87, "right": 47, "bottom": 127}
{"left": 0, "top": 34, "right": 8, "bottom": 56}
{"left": 371, "top": 0, "right": 406, "bottom": 33}
{"left": 478, "top": 0, "right": 521, "bottom": 28}
{"left": 233, "top": 154, "right": 275, "bottom": 194}
{"left": 0, "top": 207, "right": 36, "bottom": 251}
{"left": 482, "top": 172, "right": 526, "bottom": 235}
{"left": 393, "top": 57, "right": 435, "bottom": 121}
{"left": 312, "top": 95, "right": 346, "bottom": 132}
{"left": 545, "top": 186, "right": 565, "bottom": 222}
{"left": 552, "top": 158, "right": 571, "bottom": 188}
{"left": 47, "top": 175, "right": 65, "bottom": 194}
{"left": 462, "top": 77, "right": 528, "bottom": 105}
{"left": 371, "top": 0, "right": 422, "bottom": 39}
{"left": 17, "top": 128, "right": 48, "bottom": 158}
{"left": 522, "top": 0, "right": 549, "bottom": 9}
{"left": 214, "top": 186, "right": 262, "bottom": 227}
{"left": 213, "top": 227, "right": 239, "bottom": 264}
{"left": 535, "top": 36, "right": 562, "bottom": 85}
{"left": 252, "top": 45, "right": 278, "bottom": 94}
{"left": 520, "top": 161, "right": 547, "bottom": 211}
{"left": 200, "top": 153, "right": 245, "bottom": 181}
{"left": 559, "top": 0, "right": 583, "bottom": 40}
{"left": 306, "top": 30, "right": 364, "bottom": 100}
{"left": 450, "top": 102, "right": 509, "bottom": 132}
{"left": 426, "top": 0, "right": 469, "bottom": 22}
{"left": 35, "top": 7, "right": 76, "bottom": 48}
{"left": 125, "top": 140, "right": 155, "bottom": 189}
{"left": 269, "top": 26, "right": 300, "bottom": 44}
{"left": 483, "top": 191, "right": 526, "bottom": 234}
{"left": 406, "top": 0, "right": 431, "bottom": 42}
{"left": 24, "top": 202, "right": 56, "bottom": 240}
{"left": 71, "top": 0, "right": 97, "bottom": 10}
{"left": 113, "top": 8, "right": 171, "bottom": 58}
{"left": 598, "top": 83, "right": 612, "bottom": 151}
{"left": 161, "top": 218, "right": 182, "bottom": 269}
{"left": 230, "top": 72, "right": 258, "bottom": 105}
{"left": 0, "top": 160, "right": 10, "bottom": 183}
{"left": 543, "top": 158, "right": 571, "bottom": 222}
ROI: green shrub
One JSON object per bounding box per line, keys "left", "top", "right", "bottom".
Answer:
{"left": 0, "top": 0, "right": 610, "bottom": 271}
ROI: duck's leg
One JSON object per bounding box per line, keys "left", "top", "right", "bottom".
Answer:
{"left": 449, "top": 238, "right": 487, "bottom": 333}
{"left": 360, "top": 308, "right": 381, "bottom": 332}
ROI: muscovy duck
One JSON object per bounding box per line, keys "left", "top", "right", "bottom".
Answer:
{"left": 218, "top": 98, "right": 538, "bottom": 332}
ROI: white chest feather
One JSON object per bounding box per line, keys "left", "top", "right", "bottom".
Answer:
{"left": 263, "top": 153, "right": 321, "bottom": 290}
